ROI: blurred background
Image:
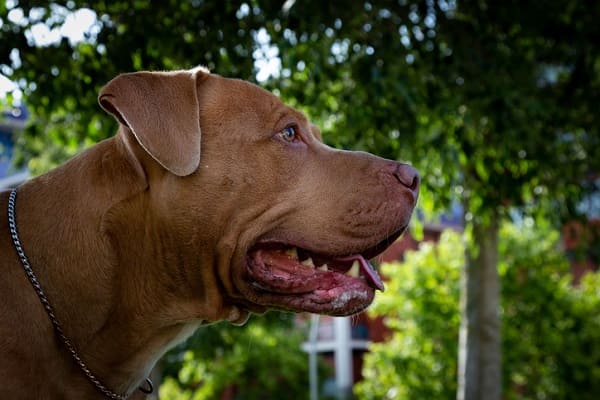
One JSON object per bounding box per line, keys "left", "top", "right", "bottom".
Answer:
{"left": 1, "top": 1, "right": 599, "bottom": 399}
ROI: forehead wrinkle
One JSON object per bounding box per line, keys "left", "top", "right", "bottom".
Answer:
{"left": 274, "top": 104, "right": 309, "bottom": 126}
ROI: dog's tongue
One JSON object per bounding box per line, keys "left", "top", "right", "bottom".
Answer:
{"left": 337, "top": 255, "right": 385, "bottom": 291}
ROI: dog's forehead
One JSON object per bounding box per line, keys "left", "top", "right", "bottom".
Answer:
{"left": 203, "top": 74, "right": 308, "bottom": 125}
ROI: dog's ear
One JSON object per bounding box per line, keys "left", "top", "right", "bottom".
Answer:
{"left": 98, "top": 68, "right": 209, "bottom": 176}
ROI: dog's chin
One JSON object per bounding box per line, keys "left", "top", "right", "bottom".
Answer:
{"left": 237, "top": 228, "right": 405, "bottom": 316}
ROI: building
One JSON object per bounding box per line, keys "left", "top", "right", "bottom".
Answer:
{"left": 563, "top": 174, "right": 600, "bottom": 283}
{"left": 0, "top": 103, "right": 29, "bottom": 189}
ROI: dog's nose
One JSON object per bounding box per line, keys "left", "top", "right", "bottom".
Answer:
{"left": 393, "top": 163, "right": 420, "bottom": 193}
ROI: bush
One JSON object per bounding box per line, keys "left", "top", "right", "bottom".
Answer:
{"left": 160, "top": 312, "right": 313, "bottom": 400}
{"left": 355, "top": 225, "right": 600, "bottom": 399}
{"left": 356, "top": 232, "right": 462, "bottom": 399}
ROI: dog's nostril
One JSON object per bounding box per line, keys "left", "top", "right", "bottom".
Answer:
{"left": 393, "top": 164, "right": 420, "bottom": 192}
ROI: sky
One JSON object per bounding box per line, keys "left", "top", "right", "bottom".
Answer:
{"left": 1, "top": 6, "right": 98, "bottom": 98}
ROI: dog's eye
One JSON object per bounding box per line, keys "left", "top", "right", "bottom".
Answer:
{"left": 279, "top": 126, "right": 297, "bottom": 142}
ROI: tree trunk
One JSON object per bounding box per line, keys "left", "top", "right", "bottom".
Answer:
{"left": 457, "top": 214, "right": 502, "bottom": 400}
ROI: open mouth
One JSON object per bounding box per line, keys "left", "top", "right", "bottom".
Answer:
{"left": 243, "top": 229, "right": 404, "bottom": 316}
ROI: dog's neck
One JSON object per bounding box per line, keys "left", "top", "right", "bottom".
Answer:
{"left": 12, "top": 136, "right": 227, "bottom": 395}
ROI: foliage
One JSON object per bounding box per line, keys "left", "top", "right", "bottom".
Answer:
{"left": 355, "top": 232, "right": 463, "bottom": 399}
{"left": 160, "top": 312, "right": 315, "bottom": 400}
{"left": 3, "top": 2, "right": 600, "bottom": 398}
{"left": 3, "top": 1, "right": 599, "bottom": 215}
{"left": 500, "top": 225, "right": 600, "bottom": 399}
{"left": 355, "top": 227, "right": 600, "bottom": 400}
{"left": 264, "top": 0, "right": 600, "bottom": 221}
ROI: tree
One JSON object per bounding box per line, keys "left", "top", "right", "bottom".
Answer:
{"left": 262, "top": 2, "right": 600, "bottom": 399}
{"left": 2, "top": 2, "right": 600, "bottom": 398}
{"left": 356, "top": 226, "right": 600, "bottom": 399}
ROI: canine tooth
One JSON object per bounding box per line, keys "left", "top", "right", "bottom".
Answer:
{"left": 285, "top": 247, "right": 299, "bottom": 259}
{"left": 301, "top": 257, "right": 315, "bottom": 268}
{"left": 318, "top": 264, "right": 328, "bottom": 271}
{"left": 347, "top": 260, "right": 360, "bottom": 278}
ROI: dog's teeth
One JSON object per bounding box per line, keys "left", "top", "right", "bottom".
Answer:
{"left": 301, "top": 257, "right": 315, "bottom": 268}
{"left": 318, "top": 264, "right": 328, "bottom": 271}
{"left": 285, "top": 247, "right": 299, "bottom": 260}
{"left": 347, "top": 260, "right": 360, "bottom": 278}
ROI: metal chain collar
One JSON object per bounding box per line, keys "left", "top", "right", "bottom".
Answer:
{"left": 7, "top": 188, "right": 153, "bottom": 399}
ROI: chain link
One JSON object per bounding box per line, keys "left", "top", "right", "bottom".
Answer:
{"left": 8, "top": 188, "right": 153, "bottom": 399}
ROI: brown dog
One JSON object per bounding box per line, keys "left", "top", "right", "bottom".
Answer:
{"left": 0, "top": 67, "right": 419, "bottom": 399}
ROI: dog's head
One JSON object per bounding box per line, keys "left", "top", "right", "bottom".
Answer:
{"left": 99, "top": 67, "right": 419, "bottom": 321}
